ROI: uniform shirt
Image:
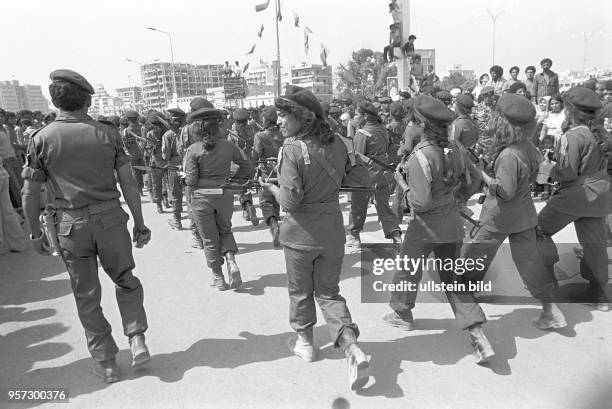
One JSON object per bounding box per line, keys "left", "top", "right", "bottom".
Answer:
{"left": 398, "top": 122, "right": 422, "bottom": 157}
{"left": 229, "top": 122, "right": 255, "bottom": 155}
{"left": 354, "top": 121, "right": 390, "bottom": 180}
{"left": 481, "top": 140, "right": 541, "bottom": 233}
{"left": 278, "top": 135, "right": 350, "bottom": 250}
{"left": 161, "top": 128, "right": 182, "bottom": 166}
{"left": 252, "top": 127, "right": 283, "bottom": 161}
{"left": 386, "top": 118, "right": 406, "bottom": 164}
{"left": 22, "top": 111, "right": 129, "bottom": 209}
{"left": 404, "top": 139, "right": 469, "bottom": 242}
{"left": 146, "top": 129, "right": 166, "bottom": 166}
{"left": 449, "top": 114, "right": 479, "bottom": 148}
{"left": 184, "top": 139, "right": 252, "bottom": 188}
{"left": 178, "top": 123, "right": 201, "bottom": 162}
{"left": 0, "top": 128, "right": 16, "bottom": 159}
{"left": 122, "top": 123, "right": 143, "bottom": 159}
{"left": 534, "top": 71, "right": 559, "bottom": 100}
{"left": 547, "top": 125, "right": 612, "bottom": 217}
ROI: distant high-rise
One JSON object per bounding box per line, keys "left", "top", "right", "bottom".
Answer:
{"left": 290, "top": 63, "right": 333, "bottom": 103}
{"left": 0, "top": 80, "right": 49, "bottom": 113}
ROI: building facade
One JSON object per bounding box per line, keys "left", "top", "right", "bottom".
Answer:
{"left": 0, "top": 80, "right": 49, "bottom": 113}
{"left": 116, "top": 86, "right": 143, "bottom": 110}
{"left": 290, "top": 63, "right": 333, "bottom": 103}
{"left": 89, "top": 84, "right": 123, "bottom": 117}
{"left": 415, "top": 49, "right": 436, "bottom": 74}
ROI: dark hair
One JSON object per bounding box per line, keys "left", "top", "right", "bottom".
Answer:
{"left": 456, "top": 104, "right": 472, "bottom": 116}
{"left": 49, "top": 80, "right": 90, "bottom": 111}
{"left": 489, "top": 65, "right": 503, "bottom": 77}
{"left": 0, "top": 108, "right": 5, "bottom": 117}
{"left": 509, "top": 66, "right": 520, "bottom": 74}
{"left": 491, "top": 112, "right": 539, "bottom": 172}
{"left": 413, "top": 108, "right": 455, "bottom": 184}
{"left": 413, "top": 54, "right": 421, "bottom": 61}
{"left": 548, "top": 94, "right": 564, "bottom": 110}
{"left": 525, "top": 65, "right": 536, "bottom": 73}
{"left": 540, "top": 58, "right": 552, "bottom": 66}
{"left": 479, "top": 73, "right": 489, "bottom": 84}
{"left": 408, "top": 35, "right": 416, "bottom": 40}
{"left": 565, "top": 102, "right": 611, "bottom": 158}
{"left": 508, "top": 82, "right": 527, "bottom": 94}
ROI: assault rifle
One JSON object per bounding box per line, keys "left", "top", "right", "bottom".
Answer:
{"left": 355, "top": 152, "right": 396, "bottom": 172}
{"left": 222, "top": 177, "right": 375, "bottom": 193}
{"left": 132, "top": 164, "right": 182, "bottom": 173}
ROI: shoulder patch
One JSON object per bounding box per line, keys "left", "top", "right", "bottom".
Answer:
{"left": 357, "top": 129, "right": 372, "bottom": 138}
{"left": 415, "top": 149, "right": 433, "bottom": 184}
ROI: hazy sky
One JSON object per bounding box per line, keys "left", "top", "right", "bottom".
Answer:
{"left": 1, "top": 0, "right": 610, "bottom": 97}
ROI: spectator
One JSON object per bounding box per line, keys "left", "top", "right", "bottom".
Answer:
{"left": 473, "top": 73, "right": 490, "bottom": 99}
{"left": 487, "top": 65, "right": 506, "bottom": 96}
{"left": 600, "top": 80, "right": 612, "bottom": 120}
{"left": 0, "top": 109, "right": 24, "bottom": 212}
{"left": 524, "top": 66, "right": 537, "bottom": 101}
{"left": 534, "top": 58, "right": 559, "bottom": 100}
{"left": 0, "top": 156, "right": 26, "bottom": 255}
{"left": 502, "top": 66, "right": 521, "bottom": 92}
{"left": 539, "top": 94, "right": 565, "bottom": 147}
{"left": 508, "top": 81, "right": 528, "bottom": 97}
{"left": 410, "top": 54, "right": 425, "bottom": 85}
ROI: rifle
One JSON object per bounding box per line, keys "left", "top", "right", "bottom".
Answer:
{"left": 223, "top": 178, "right": 375, "bottom": 193}
{"left": 460, "top": 211, "right": 484, "bottom": 239}
{"left": 355, "top": 152, "right": 396, "bottom": 172}
{"left": 132, "top": 164, "right": 182, "bottom": 173}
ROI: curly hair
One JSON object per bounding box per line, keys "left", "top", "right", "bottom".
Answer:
{"left": 565, "top": 103, "right": 611, "bottom": 158}
{"left": 413, "top": 109, "right": 455, "bottom": 184}
{"left": 49, "top": 80, "right": 90, "bottom": 111}
{"left": 276, "top": 101, "right": 335, "bottom": 145}
{"left": 490, "top": 112, "right": 539, "bottom": 169}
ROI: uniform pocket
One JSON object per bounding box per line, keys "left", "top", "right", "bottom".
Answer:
{"left": 56, "top": 222, "right": 74, "bottom": 237}
{"left": 99, "top": 208, "right": 129, "bottom": 230}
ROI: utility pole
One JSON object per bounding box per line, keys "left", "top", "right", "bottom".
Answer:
{"left": 486, "top": 9, "right": 504, "bottom": 66}
{"left": 396, "top": 0, "right": 411, "bottom": 91}
{"left": 274, "top": 0, "right": 282, "bottom": 97}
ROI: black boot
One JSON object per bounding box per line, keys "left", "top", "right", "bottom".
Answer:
{"left": 269, "top": 217, "right": 281, "bottom": 248}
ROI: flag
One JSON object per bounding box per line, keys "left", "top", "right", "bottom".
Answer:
{"left": 293, "top": 11, "right": 299, "bottom": 27}
{"left": 303, "top": 26, "right": 313, "bottom": 55}
{"left": 246, "top": 44, "right": 256, "bottom": 55}
{"left": 255, "top": 0, "right": 270, "bottom": 12}
{"left": 243, "top": 63, "right": 250, "bottom": 73}
{"left": 257, "top": 24, "right": 264, "bottom": 38}
{"left": 320, "top": 43, "right": 330, "bottom": 67}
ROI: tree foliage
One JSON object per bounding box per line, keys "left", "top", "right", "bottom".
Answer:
{"left": 336, "top": 48, "right": 396, "bottom": 99}
{"left": 440, "top": 72, "right": 469, "bottom": 90}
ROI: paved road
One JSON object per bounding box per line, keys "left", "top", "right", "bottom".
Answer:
{"left": 1, "top": 194, "right": 610, "bottom": 409}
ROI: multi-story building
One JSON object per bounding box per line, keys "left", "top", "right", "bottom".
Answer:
{"left": 290, "top": 63, "right": 333, "bottom": 103}
{"left": 89, "top": 84, "right": 123, "bottom": 117}
{"left": 116, "top": 86, "right": 143, "bottom": 110}
{"left": 141, "top": 62, "right": 224, "bottom": 109}
{"left": 245, "top": 60, "right": 275, "bottom": 86}
{"left": 415, "top": 49, "right": 436, "bottom": 74}
{"left": 0, "top": 80, "right": 49, "bottom": 113}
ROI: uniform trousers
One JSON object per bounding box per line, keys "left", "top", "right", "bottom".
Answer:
{"left": 538, "top": 206, "right": 609, "bottom": 285}
{"left": 129, "top": 157, "right": 145, "bottom": 193}
{"left": 57, "top": 206, "right": 148, "bottom": 362}
{"left": 390, "top": 240, "right": 486, "bottom": 330}
{"left": 284, "top": 245, "right": 360, "bottom": 347}
{"left": 347, "top": 181, "right": 400, "bottom": 238}
{"left": 462, "top": 225, "right": 557, "bottom": 301}
{"left": 166, "top": 169, "right": 183, "bottom": 219}
{"left": 149, "top": 168, "right": 165, "bottom": 204}
{"left": 0, "top": 173, "right": 26, "bottom": 254}
{"left": 2, "top": 156, "right": 23, "bottom": 209}
{"left": 190, "top": 191, "right": 238, "bottom": 269}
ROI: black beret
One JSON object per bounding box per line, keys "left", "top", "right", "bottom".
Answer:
{"left": 187, "top": 107, "right": 222, "bottom": 122}
{"left": 412, "top": 95, "right": 455, "bottom": 124}
{"left": 125, "top": 110, "right": 139, "bottom": 119}
{"left": 233, "top": 108, "right": 249, "bottom": 121}
{"left": 358, "top": 101, "right": 379, "bottom": 116}
{"left": 564, "top": 87, "right": 602, "bottom": 112}
{"left": 456, "top": 94, "right": 474, "bottom": 108}
{"left": 190, "top": 97, "right": 213, "bottom": 111}
{"left": 49, "top": 69, "right": 94, "bottom": 94}
{"left": 168, "top": 108, "right": 186, "bottom": 118}
{"left": 277, "top": 85, "right": 324, "bottom": 119}
{"left": 399, "top": 91, "right": 411, "bottom": 99}
{"left": 581, "top": 79, "right": 597, "bottom": 92}
{"left": 148, "top": 113, "right": 163, "bottom": 125}
{"left": 435, "top": 90, "right": 452, "bottom": 102}
{"left": 389, "top": 102, "right": 405, "bottom": 117}
{"left": 496, "top": 93, "right": 536, "bottom": 125}
{"left": 261, "top": 106, "right": 277, "bottom": 122}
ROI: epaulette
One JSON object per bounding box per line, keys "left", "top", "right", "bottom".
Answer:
{"left": 357, "top": 129, "right": 372, "bottom": 138}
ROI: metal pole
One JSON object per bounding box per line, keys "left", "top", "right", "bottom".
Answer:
{"left": 274, "top": 0, "right": 281, "bottom": 97}
{"left": 166, "top": 32, "right": 177, "bottom": 106}
{"left": 492, "top": 19, "right": 495, "bottom": 65}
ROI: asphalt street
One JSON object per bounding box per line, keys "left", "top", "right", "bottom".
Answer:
{"left": 1, "top": 194, "right": 610, "bottom": 409}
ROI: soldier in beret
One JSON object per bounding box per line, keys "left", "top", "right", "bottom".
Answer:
{"left": 464, "top": 93, "right": 568, "bottom": 331}
{"left": 162, "top": 108, "right": 187, "bottom": 230}
{"left": 229, "top": 107, "right": 258, "bottom": 225}
{"left": 260, "top": 85, "right": 370, "bottom": 390}
{"left": 183, "top": 107, "right": 252, "bottom": 290}
{"left": 347, "top": 101, "right": 402, "bottom": 248}
{"left": 21, "top": 69, "right": 152, "bottom": 383}
{"left": 252, "top": 106, "right": 284, "bottom": 246}
{"left": 383, "top": 95, "right": 493, "bottom": 364}
{"left": 145, "top": 113, "right": 169, "bottom": 214}
{"left": 122, "top": 110, "right": 145, "bottom": 196}
{"left": 537, "top": 87, "right": 612, "bottom": 311}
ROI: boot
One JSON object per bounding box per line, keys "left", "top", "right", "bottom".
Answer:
{"left": 190, "top": 235, "right": 203, "bottom": 249}
{"left": 467, "top": 324, "right": 495, "bottom": 365}
{"left": 345, "top": 343, "right": 370, "bottom": 390}
{"left": 156, "top": 203, "right": 164, "bottom": 214}
{"left": 345, "top": 233, "right": 361, "bottom": 249}
{"left": 167, "top": 218, "right": 182, "bottom": 230}
{"left": 269, "top": 217, "right": 281, "bottom": 248}
{"left": 287, "top": 328, "right": 315, "bottom": 362}
{"left": 534, "top": 303, "right": 567, "bottom": 330}
{"left": 381, "top": 310, "right": 414, "bottom": 331}
{"left": 245, "top": 202, "right": 259, "bottom": 226}
{"left": 93, "top": 358, "right": 120, "bottom": 383}
{"left": 225, "top": 251, "right": 242, "bottom": 289}
{"left": 129, "top": 333, "right": 151, "bottom": 367}
{"left": 163, "top": 196, "right": 171, "bottom": 209}
{"left": 209, "top": 266, "right": 229, "bottom": 291}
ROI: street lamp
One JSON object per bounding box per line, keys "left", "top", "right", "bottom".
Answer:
{"left": 571, "top": 30, "right": 603, "bottom": 76}
{"left": 485, "top": 9, "right": 504, "bottom": 66}
{"left": 147, "top": 27, "right": 177, "bottom": 107}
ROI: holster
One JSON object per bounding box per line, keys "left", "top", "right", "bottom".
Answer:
{"left": 39, "top": 204, "right": 62, "bottom": 256}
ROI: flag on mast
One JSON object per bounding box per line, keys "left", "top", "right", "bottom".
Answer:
{"left": 255, "top": 0, "right": 270, "bottom": 12}
{"left": 320, "top": 43, "right": 330, "bottom": 67}
{"left": 304, "top": 26, "right": 313, "bottom": 55}
{"left": 257, "top": 24, "right": 264, "bottom": 38}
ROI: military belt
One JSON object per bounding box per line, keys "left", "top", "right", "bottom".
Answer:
{"left": 59, "top": 199, "right": 120, "bottom": 216}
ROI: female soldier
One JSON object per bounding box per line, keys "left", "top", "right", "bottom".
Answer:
{"left": 261, "top": 85, "right": 369, "bottom": 390}
{"left": 537, "top": 87, "right": 612, "bottom": 311}
{"left": 183, "top": 108, "right": 252, "bottom": 291}
{"left": 463, "top": 93, "right": 567, "bottom": 329}
{"left": 382, "top": 95, "right": 495, "bottom": 365}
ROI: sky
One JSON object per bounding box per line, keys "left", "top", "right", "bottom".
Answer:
{"left": 1, "top": 0, "right": 610, "bottom": 98}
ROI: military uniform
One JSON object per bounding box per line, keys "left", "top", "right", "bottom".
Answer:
{"left": 348, "top": 102, "right": 401, "bottom": 242}
{"left": 229, "top": 109, "right": 258, "bottom": 223}
{"left": 21, "top": 70, "right": 148, "bottom": 370}
{"left": 162, "top": 120, "right": 185, "bottom": 228}
{"left": 184, "top": 109, "right": 252, "bottom": 288}
{"left": 122, "top": 111, "right": 145, "bottom": 194}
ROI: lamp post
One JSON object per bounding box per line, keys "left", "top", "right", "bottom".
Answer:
{"left": 147, "top": 27, "right": 178, "bottom": 107}
{"left": 486, "top": 9, "right": 504, "bottom": 66}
